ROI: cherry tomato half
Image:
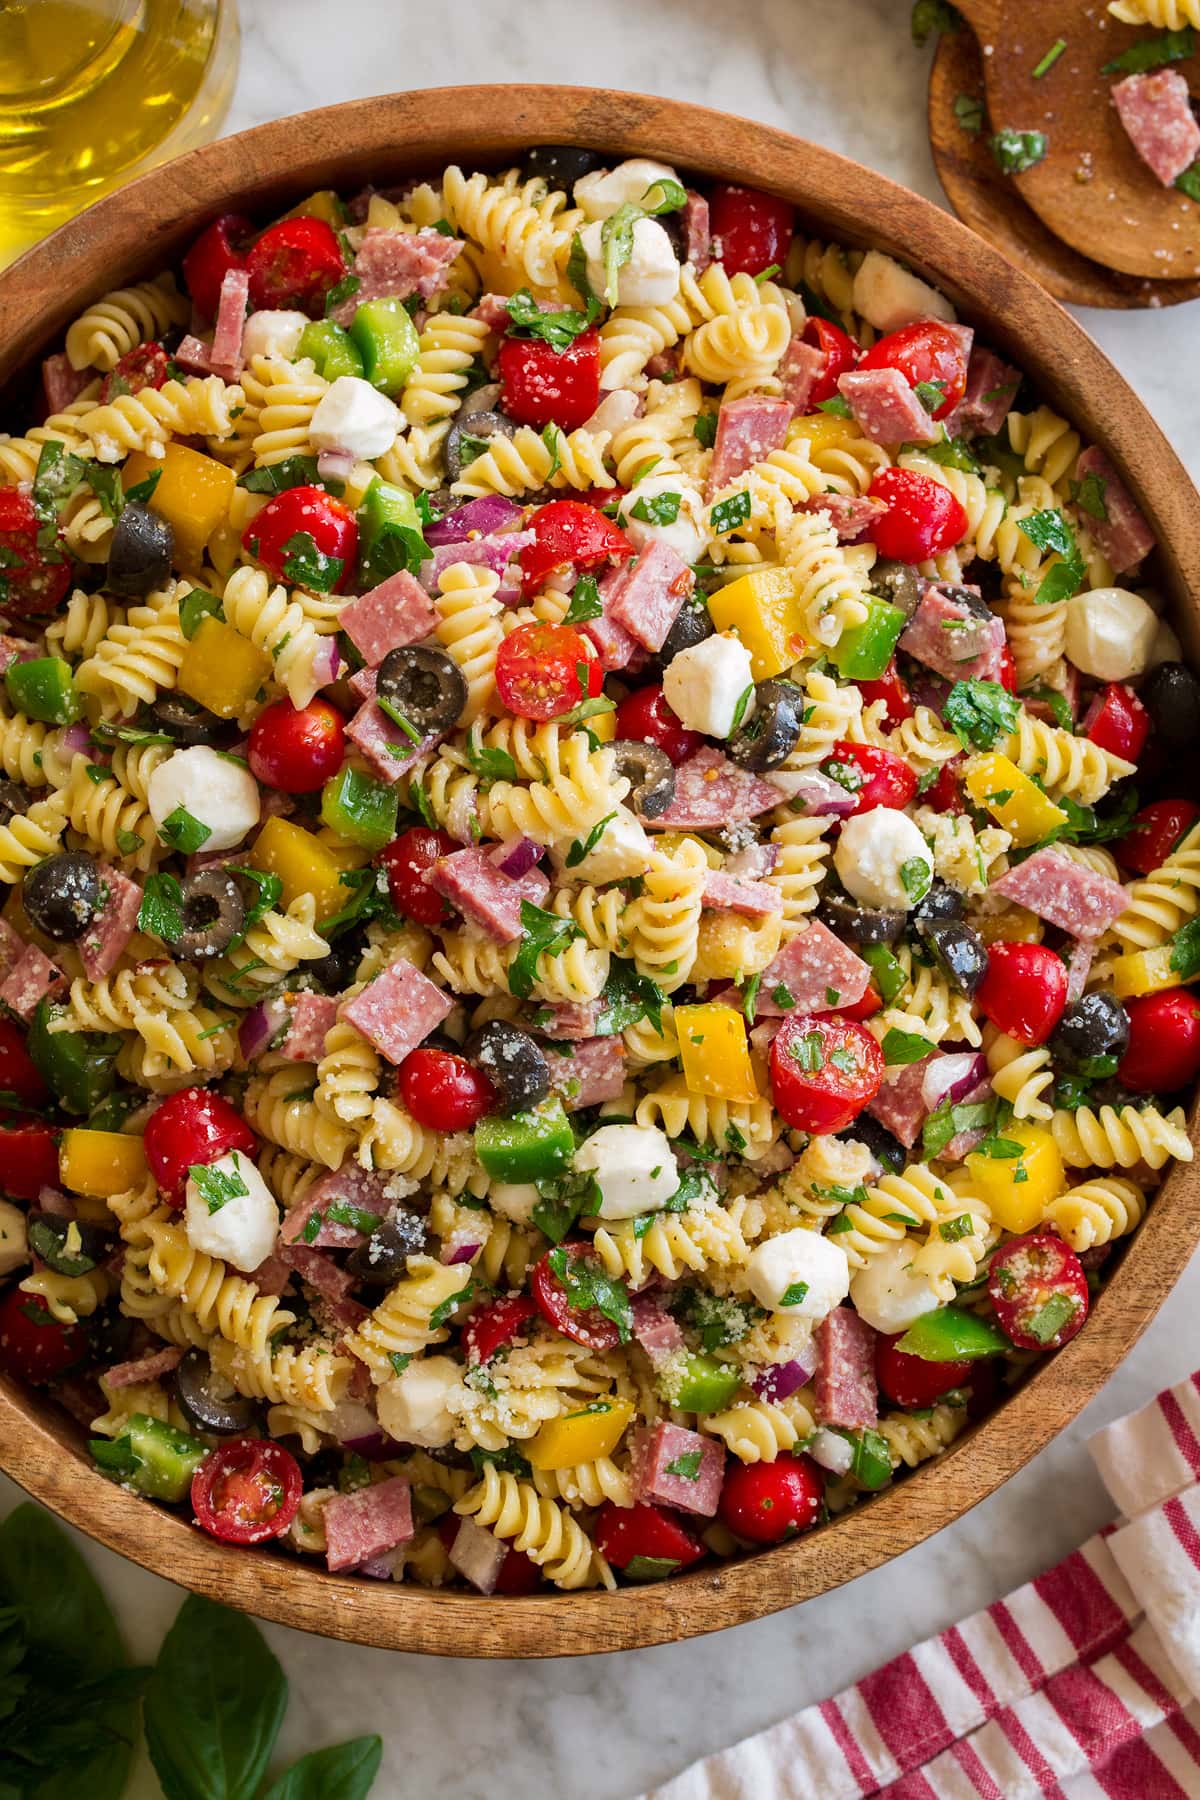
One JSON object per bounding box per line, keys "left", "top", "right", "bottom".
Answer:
{"left": 0, "top": 1018, "right": 50, "bottom": 1109}
{"left": 770, "top": 1013, "right": 884, "bottom": 1134}
{"left": 594, "top": 1500, "right": 705, "bottom": 1574}
{"left": 248, "top": 697, "right": 346, "bottom": 794}
{"left": 462, "top": 1295, "right": 538, "bottom": 1367}
{"left": 996, "top": 642, "right": 1018, "bottom": 695}
{"left": 858, "top": 320, "right": 970, "bottom": 420}
{"left": 868, "top": 467, "right": 968, "bottom": 563}
{"left": 398, "top": 1046, "right": 496, "bottom": 1132}
{"left": 876, "top": 1334, "right": 973, "bottom": 1410}
{"left": 1116, "top": 798, "right": 1200, "bottom": 874}
{"left": 718, "top": 1453, "right": 823, "bottom": 1544}
{"left": 1118, "top": 990, "right": 1200, "bottom": 1094}
{"left": 921, "top": 756, "right": 966, "bottom": 815}
{"left": 519, "top": 499, "right": 632, "bottom": 597}
{"left": 191, "top": 1437, "right": 302, "bottom": 1544}
{"left": 709, "top": 182, "right": 795, "bottom": 278}
{"left": 613, "top": 684, "right": 703, "bottom": 766}
{"left": 975, "top": 942, "right": 1068, "bottom": 1047}
{"left": 246, "top": 216, "right": 346, "bottom": 316}
{"left": 377, "top": 826, "right": 458, "bottom": 927}
{"left": 1082, "top": 683, "right": 1149, "bottom": 764}
{"left": 531, "top": 1242, "right": 624, "bottom": 1352}
{"left": 99, "top": 342, "right": 170, "bottom": 403}
{"left": 835, "top": 981, "right": 882, "bottom": 1023}
{"left": 183, "top": 212, "right": 253, "bottom": 319}
{"left": 0, "top": 1284, "right": 85, "bottom": 1384}
{"left": 144, "top": 1087, "right": 259, "bottom": 1207}
{"left": 0, "top": 1119, "right": 59, "bottom": 1200}
{"left": 494, "top": 622, "right": 603, "bottom": 722}
{"left": 802, "top": 316, "right": 859, "bottom": 407}
{"left": 498, "top": 329, "right": 601, "bottom": 433}
{"left": 988, "top": 1232, "right": 1089, "bottom": 1352}
{"left": 242, "top": 484, "right": 358, "bottom": 594}
{"left": 493, "top": 1543, "right": 542, "bottom": 1594}
{"left": 824, "top": 739, "right": 918, "bottom": 814}
{"left": 0, "top": 489, "right": 70, "bottom": 622}
{"left": 856, "top": 659, "right": 914, "bottom": 726}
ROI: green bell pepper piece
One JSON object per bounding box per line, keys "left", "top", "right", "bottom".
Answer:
{"left": 860, "top": 942, "right": 907, "bottom": 1006}
{"left": 320, "top": 765, "right": 399, "bottom": 851}
{"left": 668, "top": 1353, "right": 740, "bottom": 1415}
{"left": 357, "top": 476, "right": 429, "bottom": 587}
{"left": 349, "top": 296, "right": 420, "bottom": 396}
{"left": 475, "top": 1096, "right": 574, "bottom": 1183}
{"left": 6, "top": 656, "right": 81, "bottom": 726}
{"left": 831, "top": 599, "right": 906, "bottom": 682}
{"left": 838, "top": 1426, "right": 893, "bottom": 1491}
{"left": 896, "top": 1305, "right": 1008, "bottom": 1362}
{"left": 297, "top": 319, "right": 364, "bottom": 382}
{"left": 90, "top": 1413, "right": 208, "bottom": 1503}
{"left": 28, "top": 998, "right": 120, "bottom": 1115}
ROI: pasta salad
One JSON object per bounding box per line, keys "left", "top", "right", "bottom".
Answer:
{"left": 0, "top": 147, "right": 1194, "bottom": 1593}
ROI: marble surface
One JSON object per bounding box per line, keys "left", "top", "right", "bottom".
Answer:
{"left": 4, "top": 3, "right": 1200, "bottom": 1795}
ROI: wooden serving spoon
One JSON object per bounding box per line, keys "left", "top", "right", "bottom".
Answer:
{"left": 951, "top": 0, "right": 1200, "bottom": 281}
{"left": 929, "top": 19, "right": 1200, "bottom": 307}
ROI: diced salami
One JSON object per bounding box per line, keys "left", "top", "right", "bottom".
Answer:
{"left": 944, "top": 346, "right": 1021, "bottom": 440}
{"left": 329, "top": 228, "right": 464, "bottom": 325}
{"left": 705, "top": 396, "right": 793, "bottom": 497}
{"left": 210, "top": 267, "right": 250, "bottom": 380}
{"left": 990, "top": 847, "right": 1128, "bottom": 939}
{"left": 419, "top": 530, "right": 534, "bottom": 598}
{"left": 900, "top": 582, "right": 1005, "bottom": 682}
{"left": 759, "top": 919, "right": 871, "bottom": 1013}
{"left": 246, "top": 1250, "right": 292, "bottom": 1296}
{"left": 0, "top": 638, "right": 36, "bottom": 678}
{"left": 724, "top": 843, "right": 778, "bottom": 879}
{"left": 866, "top": 1054, "right": 937, "bottom": 1149}
{"left": 776, "top": 338, "right": 826, "bottom": 415}
{"left": 277, "top": 991, "right": 339, "bottom": 1062}
{"left": 340, "top": 571, "right": 438, "bottom": 666}
{"left": 345, "top": 669, "right": 440, "bottom": 782}
{"left": 279, "top": 1240, "right": 357, "bottom": 1306}
{"left": 79, "top": 864, "right": 143, "bottom": 981}
{"left": 426, "top": 847, "right": 549, "bottom": 944}
{"left": 103, "top": 1346, "right": 184, "bottom": 1389}
{"left": 630, "top": 1422, "right": 725, "bottom": 1518}
{"left": 547, "top": 1036, "right": 626, "bottom": 1111}
{"left": 630, "top": 1292, "right": 685, "bottom": 1362}
{"left": 535, "top": 1000, "right": 600, "bottom": 1040}
{"left": 279, "top": 1162, "right": 394, "bottom": 1249}
{"left": 583, "top": 598, "right": 640, "bottom": 672}
{"left": 1071, "top": 447, "right": 1155, "bottom": 575}
{"left": 173, "top": 334, "right": 215, "bottom": 375}
{"left": 797, "top": 492, "right": 888, "bottom": 544}
{"left": 323, "top": 1476, "right": 415, "bottom": 1572}
{"left": 343, "top": 957, "right": 453, "bottom": 1066}
{"left": 700, "top": 870, "right": 783, "bottom": 917}
{"left": 1066, "top": 937, "right": 1096, "bottom": 1004}
{"left": 603, "top": 540, "right": 694, "bottom": 653}
{"left": 838, "top": 366, "right": 941, "bottom": 446}
{"left": 683, "top": 190, "right": 712, "bottom": 272}
{"left": 815, "top": 1307, "right": 878, "bottom": 1429}
{"left": 1112, "top": 69, "right": 1200, "bottom": 188}
{"left": 471, "top": 293, "right": 513, "bottom": 333}
{"left": 647, "top": 747, "right": 780, "bottom": 830}
{"left": 0, "top": 944, "right": 65, "bottom": 1023}
{"left": 0, "top": 917, "right": 25, "bottom": 985}
{"left": 41, "top": 353, "right": 89, "bottom": 416}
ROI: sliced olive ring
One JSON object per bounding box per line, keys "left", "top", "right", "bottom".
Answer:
{"left": 1142, "top": 661, "right": 1200, "bottom": 752}
{"left": 610, "top": 739, "right": 675, "bottom": 820}
{"left": 22, "top": 850, "right": 100, "bottom": 942}
{"left": 659, "top": 598, "right": 714, "bottom": 666}
{"left": 869, "top": 559, "right": 925, "bottom": 618}
{"left": 0, "top": 780, "right": 30, "bottom": 827}
{"left": 466, "top": 1019, "right": 549, "bottom": 1117}
{"left": 445, "top": 409, "right": 517, "bottom": 482}
{"left": 152, "top": 692, "right": 239, "bottom": 747}
{"left": 376, "top": 645, "right": 468, "bottom": 739}
{"left": 727, "top": 679, "right": 804, "bottom": 773}
{"left": 347, "top": 1209, "right": 431, "bottom": 1286}
{"left": 820, "top": 893, "right": 906, "bottom": 944}
{"left": 910, "top": 879, "right": 964, "bottom": 928}
{"left": 174, "top": 868, "right": 246, "bottom": 961}
{"left": 1050, "top": 991, "right": 1130, "bottom": 1079}
{"left": 106, "top": 501, "right": 174, "bottom": 597}
{"left": 174, "top": 1348, "right": 261, "bottom": 1435}
{"left": 917, "top": 917, "right": 988, "bottom": 997}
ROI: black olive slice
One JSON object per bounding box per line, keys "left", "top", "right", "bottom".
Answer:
{"left": 174, "top": 869, "right": 246, "bottom": 962}
{"left": 22, "top": 850, "right": 100, "bottom": 942}
{"left": 917, "top": 918, "right": 989, "bottom": 997}
{"left": 1142, "top": 661, "right": 1200, "bottom": 752}
{"left": 174, "top": 1348, "right": 261, "bottom": 1435}
{"left": 609, "top": 739, "right": 675, "bottom": 820}
{"left": 839, "top": 1114, "right": 907, "bottom": 1174}
{"left": 659, "top": 598, "right": 713, "bottom": 665}
{"left": 347, "top": 1210, "right": 431, "bottom": 1286}
{"left": 106, "top": 502, "right": 173, "bottom": 597}
{"left": 870, "top": 559, "right": 925, "bottom": 617}
{"left": 820, "top": 893, "right": 907, "bottom": 944}
{"left": 465, "top": 1019, "right": 549, "bottom": 1117}
{"left": 445, "top": 410, "right": 517, "bottom": 482}
{"left": 909, "top": 879, "right": 965, "bottom": 928}
{"left": 376, "top": 645, "right": 468, "bottom": 738}
{"left": 727, "top": 680, "right": 804, "bottom": 772}
{"left": 1050, "top": 992, "right": 1130, "bottom": 1080}
{"left": 518, "top": 145, "right": 606, "bottom": 188}
{"left": 0, "top": 780, "right": 30, "bottom": 828}
{"left": 152, "top": 692, "right": 239, "bottom": 747}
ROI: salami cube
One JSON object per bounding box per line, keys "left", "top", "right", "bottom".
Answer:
{"left": 0, "top": 944, "right": 65, "bottom": 1023}
{"left": 990, "top": 847, "right": 1127, "bottom": 939}
{"left": 79, "top": 864, "right": 144, "bottom": 981}
{"left": 797, "top": 492, "right": 888, "bottom": 544}
{"left": 630, "top": 1293, "right": 685, "bottom": 1363}
{"left": 1112, "top": 69, "right": 1200, "bottom": 188}
{"left": 604, "top": 540, "right": 694, "bottom": 653}
{"left": 777, "top": 338, "right": 826, "bottom": 415}
{"left": 426, "top": 847, "right": 549, "bottom": 944}
{"left": 210, "top": 266, "right": 250, "bottom": 380}
{"left": 340, "top": 571, "right": 438, "bottom": 666}
{"left": 760, "top": 919, "right": 871, "bottom": 1013}
{"left": 1071, "top": 447, "right": 1155, "bottom": 576}
{"left": 342, "top": 958, "right": 453, "bottom": 1066}
{"left": 323, "top": 1476, "right": 415, "bottom": 1572}
{"left": 104, "top": 1346, "right": 184, "bottom": 1389}
{"left": 328, "top": 227, "right": 463, "bottom": 325}
{"left": 838, "top": 367, "right": 941, "bottom": 446}
{"left": 647, "top": 747, "right": 781, "bottom": 829}
{"left": 706, "top": 396, "right": 792, "bottom": 497}
{"left": 547, "top": 1036, "right": 626, "bottom": 1111}
{"left": 701, "top": 870, "right": 783, "bottom": 917}
{"left": 683, "top": 190, "right": 712, "bottom": 271}
{"left": 815, "top": 1307, "right": 878, "bottom": 1429}
{"left": 866, "top": 1055, "right": 935, "bottom": 1149}
{"left": 277, "top": 992, "right": 339, "bottom": 1063}
{"left": 899, "top": 583, "right": 1005, "bottom": 683}
{"left": 630, "top": 1422, "right": 725, "bottom": 1517}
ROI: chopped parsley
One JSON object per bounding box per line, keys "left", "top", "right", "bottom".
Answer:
{"left": 953, "top": 93, "right": 984, "bottom": 137}
{"left": 779, "top": 1281, "right": 809, "bottom": 1308}
{"left": 630, "top": 490, "right": 682, "bottom": 526}
{"left": 1102, "top": 26, "right": 1193, "bottom": 76}
{"left": 189, "top": 1153, "right": 249, "bottom": 1215}
{"left": 881, "top": 1027, "right": 933, "bottom": 1066}
{"left": 157, "top": 806, "right": 211, "bottom": 855}
{"left": 663, "top": 1451, "right": 702, "bottom": 1480}
{"left": 279, "top": 530, "right": 343, "bottom": 592}
{"left": 990, "top": 129, "right": 1048, "bottom": 175}
{"left": 709, "top": 490, "right": 751, "bottom": 535}
{"left": 507, "top": 901, "right": 584, "bottom": 999}
{"left": 944, "top": 677, "right": 1020, "bottom": 751}
{"left": 547, "top": 1246, "right": 632, "bottom": 1342}
{"left": 565, "top": 810, "right": 617, "bottom": 869}
{"left": 562, "top": 573, "right": 603, "bottom": 626}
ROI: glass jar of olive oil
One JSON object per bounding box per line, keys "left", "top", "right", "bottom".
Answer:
{"left": 0, "top": 0, "right": 240, "bottom": 266}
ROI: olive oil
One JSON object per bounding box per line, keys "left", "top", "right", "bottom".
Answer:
{"left": 0, "top": 0, "right": 240, "bottom": 265}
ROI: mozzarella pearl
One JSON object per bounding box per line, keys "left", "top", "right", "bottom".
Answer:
{"left": 574, "top": 158, "right": 680, "bottom": 220}
{"left": 309, "top": 375, "right": 402, "bottom": 461}
{"left": 852, "top": 250, "right": 956, "bottom": 333}
{"left": 0, "top": 1199, "right": 27, "bottom": 1278}
{"left": 663, "top": 633, "right": 756, "bottom": 740}
{"left": 376, "top": 1354, "right": 460, "bottom": 1449}
{"left": 580, "top": 217, "right": 680, "bottom": 308}
{"left": 808, "top": 1426, "right": 855, "bottom": 1476}
{"left": 551, "top": 803, "right": 651, "bottom": 884}
{"left": 573, "top": 1123, "right": 679, "bottom": 1221}
{"left": 242, "top": 310, "right": 309, "bottom": 363}
{"left": 850, "top": 1239, "right": 942, "bottom": 1334}
{"left": 148, "top": 745, "right": 260, "bottom": 854}
{"left": 834, "top": 808, "right": 933, "bottom": 912}
{"left": 1065, "top": 587, "right": 1159, "bottom": 682}
{"left": 744, "top": 1228, "right": 851, "bottom": 1320}
{"left": 618, "top": 473, "right": 708, "bottom": 566}
{"left": 487, "top": 1182, "right": 541, "bottom": 1227}
{"left": 184, "top": 1150, "right": 279, "bottom": 1273}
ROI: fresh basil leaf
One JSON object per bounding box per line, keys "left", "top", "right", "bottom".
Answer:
{"left": 1102, "top": 25, "right": 1193, "bottom": 74}
{"left": 816, "top": 395, "right": 852, "bottom": 417}
{"left": 542, "top": 423, "right": 563, "bottom": 482}
{"left": 943, "top": 677, "right": 1020, "bottom": 751}
{"left": 594, "top": 957, "right": 665, "bottom": 1037}
{"left": 913, "top": 378, "right": 946, "bottom": 413}
{"left": 709, "top": 489, "right": 751, "bottom": 534}
{"left": 237, "top": 455, "right": 323, "bottom": 495}
{"left": 779, "top": 1280, "right": 809, "bottom": 1307}
{"left": 911, "top": 0, "right": 961, "bottom": 45}
{"left": 138, "top": 872, "right": 184, "bottom": 942}
{"left": 505, "top": 287, "right": 600, "bottom": 351}
{"left": 189, "top": 1152, "right": 249, "bottom": 1214}
{"left": 1170, "top": 916, "right": 1200, "bottom": 981}
{"left": 630, "top": 490, "right": 682, "bottom": 525}
{"left": 124, "top": 468, "right": 162, "bottom": 505}
{"left": 547, "top": 1245, "right": 633, "bottom": 1341}
{"left": 227, "top": 866, "right": 283, "bottom": 932}
{"left": 463, "top": 726, "right": 518, "bottom": 783}
{"left": 624, "top": 1554, "right": 681, "bottom": 1579}
{"left": 158, "top": 805, "right": 211, "bottom": 855}
{"left": 990, "top": 129, "right": 1048, "bottom": 174}
{"left": 507, "top": 900, "right": 585, "bottom": 999}
{"left": 178, "top": 586, "right": 224, "bottom": 640}
{"left": 1019, "top": 507, "right": 1075, "bottom": 558}
{"left": 639, "top": 176, "right": 688, "bottom": 214}
{"left": 562, "top": 573, "right": 603, "bottom": 626}
{"left": 693, "top": 411, "right": 718, "bottom": 448}
{"left": 324, "top": 273, "right": 361, "bottom": 316}
{"left": 532, "top": 1170, "right": 600, "bottom": 1245}
{"left": 1024, "top": 684, "right": 1073, "bottom": 732}
{"left": 144, "top": 1593, "right": 286, "bottom": 1800}
{"left": 262, "top": 1737, "right": 384, "bottom": 1800}
{"left": 663, "top": 1451, "right": 702, "bottom": 1480}
{"left": 899, "top": 855, "right": 932, "bottom": 905}
{"left": 280, "top": 529, "right": 343, "bottom": 592}
{"left": 600, "top": 202, "right": 640, "bottom": 307}
{"left": 922, "top": 1096, "right": 996, "bottom": 1157}
{"left": 83, "top": 463, "right": 124, "bottom": 520}
{"left": 919, "top": 434, "right": 983, "bottom": 474}
{"left": 742, "top": 971, "right": 762, "bottom": 1025}
{"left": 881, "top": 1027, "right": 934, "bottom": 1066}
{"left": 567, "top": 231, "right": 598, "bottom": 307}
{"left": 1025, "top": 1291, "right": 1080, "bottom": 1345}
{"left": 566, "top": 809, "right": 616, "bottom": 868}
{"left": 1033, "top": 553, "right": 1086, "bottom": 607}
{"left": 429, "top": 1279, "right": 473, "bottom": 1331}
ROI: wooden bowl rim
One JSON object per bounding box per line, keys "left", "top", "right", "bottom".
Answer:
{"left": 1, "top": 83, "right": 1198, "bottom": 1659}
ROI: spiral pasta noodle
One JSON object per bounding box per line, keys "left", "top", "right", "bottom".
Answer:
{"left": 1051, "top": 1105, "right": 1192, "bottom": 1172}
{"left": 454, "top": 1464, "right": 605, "bottom": 1590}
{"left": 1042, "top": 1177, "right": 1147, "bottom": 1251}
{"left": 143, "top": 1218, "right": 295, "bottom": 1357}
{"left": 65, "top": 274, "right": 188, "bottom": 372}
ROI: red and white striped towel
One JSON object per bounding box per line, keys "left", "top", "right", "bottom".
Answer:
{"left": 643, "top": 1372, "right": 1200, "bottom": 1799}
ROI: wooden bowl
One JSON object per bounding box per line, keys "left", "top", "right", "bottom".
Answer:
{"left": 1, "top": 85, "right": 1198, "bottom": 1660}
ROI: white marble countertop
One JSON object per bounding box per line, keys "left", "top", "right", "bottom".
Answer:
{"left": 5, "top": 2, "right": 1200, "bottom": 1794}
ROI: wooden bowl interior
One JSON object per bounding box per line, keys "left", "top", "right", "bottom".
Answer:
{"left": 1, "top": 86, "right": 1198, "bottom": 1658}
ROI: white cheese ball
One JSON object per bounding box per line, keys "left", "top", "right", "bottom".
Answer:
{"left": 808, "top": 1426, "right": 855, "bottom": 1476}
{"left": 376, "top": 1354, "right": 460, "bottom": 1449}
{"left": 851, "top": 250, "right": 956, "bottom": 333}
{"left": 241, "top": 310, "right": 309, "bottom": 363}
{"left": 0, "top": 1199, "right": 27, "bottom": 1278}
{"left": 487, "top": 1182, "right": 541, "bottom": 1227}
{"left": 850, "top": 1239, "right": 942, "bottom": 1334}
{"left": 580, "top": 217, "right": 680, "bottom": 308}
{"left": 617, "top": 473, "right": 708, "bottom": 566}
{"left": 183, "top": 1150, "right": 279, "bottom": 1274}
{"left": 148, "top": 745, "right": 260, "bottom": 853}
{"left": 834, "top": 809, "right": 934, "bottom": 913}
{"left": 663, "top": 633, "right": 756, "bottom": 740}
{"left": 550, "top": 804, "right": 651, "bottom": 884}
{"left": 309, "top": 375, "right": 401, "bottom": 461}
{"left": 574, "top": 1123, "right": 679, "bottom": 1221}
{"left": 744, "top": 1228, "right": 851, "bottom": 1320}
{"left": 1064, "top": 587, "right": 1159, "bottom": 682}
{"left": 574, "top": 158, "right": 680, "bottom": 220}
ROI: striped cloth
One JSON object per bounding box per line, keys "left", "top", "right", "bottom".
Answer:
{"left": 643, "top": 1372, "right": 1200, "bottom": 1799}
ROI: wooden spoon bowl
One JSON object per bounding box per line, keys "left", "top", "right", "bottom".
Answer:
{"left": 1, "top": 86, "right": 1199, "bottom": 1658}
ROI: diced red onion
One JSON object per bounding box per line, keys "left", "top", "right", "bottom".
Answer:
{"left": 355, "top": 1551, "right": 399, "bottom": 1580}
{"left": 36, "top": 1185, "right": 76, "bottom": 1218}
{"left": 317, "top": 448, "right": 356, "bottom": 482}
{"left": 808, "top": 1426, "right": 855, "bottom": 1476}
{"left": 238, "top": 998, "right": 288, "bottom": 1062}
{"left": 309, "top": 637, "right": 341, "bottom": 689}
{"left": 764, "top": 769, "right": 858, "bottom": 816}
{"left": 910, "top": 676, "right": 952, "bottom": 719}
{"left": 425, "top": 495, "right": 523, "bottom": 545}
{"left": 448, "top": 1516, "right": 507, "bottom": 1594}
{"left": 489, "top": 836, "right": 541, "bottom": 879}
{"left": 921, "top": 1052, "right": 988, "bottom": 1112}
{"left": 748, "top": 1352, "right": 817, "bottom": 1403}
{"left": 61, "top": 723, "right": 92, "bottom": 755}
{"left": 342, "top": 1432, "right": 405, "bottom": 1462}
{"left": 447, "top": 1241, "right": 481, "bottom": 1265}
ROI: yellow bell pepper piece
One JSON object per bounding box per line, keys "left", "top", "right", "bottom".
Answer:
{"left": 285, "top": 189, "right": 344, "bottom": 226}
{"left": 1110, "top": 946, "right": 1184, "bottom": 999}
{"left": 707, "top": 569, "right": 811, "bottom": 680}
{"left": 176, "top": 615, "right": 271, "bottom": 721}
{"left": 122, "top": 444, "right": 235, "bottom": 566}
{"left": 788, "top": 412, "right": 867, "bottom": 455}
{"left": 249, "top": 816, "right": 350, "bottom": 921}
{"left": 975, "top": 904, "right": 1042, "bottom": 947}
{"left": 963, "top": 753, "right": 1068, "bottom": 846}
{"left": 527, "top": 1397, "right": 636, "bottom": 1470}
{"left": 676, "top": 1004, "right": 760, "bottom": 1101}
{"left": 965, "top": 1121, "right": 1065, "bottom": 1233}
{"left": 59, "top": 1129, "right": 147, "bottom": 1199}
